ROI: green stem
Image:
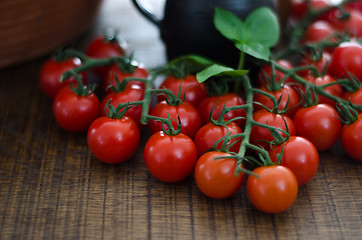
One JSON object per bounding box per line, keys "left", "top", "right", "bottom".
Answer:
{"left": 237, "top": 75, "right": 254, "bottom": 159}
{"left": 140, "top": 77, "right": 154, "bottom": 125}
{"left": 273, "top": 62, "right": 362, "bottom": 110}
{"left": 233, "top": 52, "right": 245, "bottom": 93}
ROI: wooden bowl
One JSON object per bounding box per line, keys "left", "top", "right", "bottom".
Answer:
{"left": 0, "top": 0, "right": 103, "bottom": 68}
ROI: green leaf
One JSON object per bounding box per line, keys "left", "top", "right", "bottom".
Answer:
{"left": 236, "top": 42, "right": 270, "bottom": 61}
{"left": 213, "top": 7, "right": 279, "bottom": 61}
{"left": 244, "top": 7, "right": 280, "bottom": 48}
{"left": 196, "top": 64, "right": 248, "bottom": 83}
{"left": 214, "top": 8, "right": 247, "bottom": 43}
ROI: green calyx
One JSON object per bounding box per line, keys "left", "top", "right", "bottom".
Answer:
{"left": 104, "top": 100, "right": 133, "bottom": 119}
{"left": 66, "top": 71, "right": 96, "bottom": 96}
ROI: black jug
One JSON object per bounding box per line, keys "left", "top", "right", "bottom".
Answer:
{"left": 131, "top": 0, "right": 277, "bottom": 68}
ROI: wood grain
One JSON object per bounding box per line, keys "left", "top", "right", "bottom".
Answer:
{"left": 0, "top": 0, "right": 361, "bottom": 239}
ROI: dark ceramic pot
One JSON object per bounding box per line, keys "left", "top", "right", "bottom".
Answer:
{"left": 131, "top": 0, "right": 276, "bottom": 68}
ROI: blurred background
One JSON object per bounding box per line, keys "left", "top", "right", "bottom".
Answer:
{"left": 0, "top": 0, "right": 167, "bottom": 69}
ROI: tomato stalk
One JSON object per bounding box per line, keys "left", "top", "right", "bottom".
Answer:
{"left": 275, "top": 0, "right": 352, "bottom": 60}
{"left": 66, "top": 71, "right": 96, "bottom": 96}
{"left": 274, "top": 61, "right": 362, "bottom": 111}
{"left": 61, "top": 49, "right": 138, "bottom": 82}
{"left": 233, "top": 52, "right": 245, "bottom": 93}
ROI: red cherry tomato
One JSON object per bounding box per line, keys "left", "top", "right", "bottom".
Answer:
{"left": 52, "top": 86, "right": 100, "bottom": 133}
{"left": 257, "top": 60, "right": 293, "bottom": 87}
{"left": 105, "top": 63, "right": 148, "bottom": 92}
{"left": 100, "top": 84, "right": 145, "bottom": 129}
{"left": 198, "top": 93, "right": 246, "bottom": 128}
{"left": 293, "top": 103, "right": 342, "bottom": 151}
{"left": 158, "top": 74, "right": 208, "bottom": 107}
{"left": 87, "top": 115, "right": 140, "bottom": 164}
{"left": 148, "top": 101, "right": 202, "bottom": 139}
{"left": 86, "top": 36, "right": 125, "bottom": 78}
{"left": 269, "top": 136, "right": 319, "bottom": 186}
{"left": 344, "top": 2, "right": 362, "bottom": 13}
{"left": 246, "top": 165, "right": 298, "bottom": 213}
{"left": 343, "top": 86, "right": 362, "bottom": 113}
{"left": 194, "top": 122, "right": 242, "bottom": 156}
{"left": 144, "top": 131, "right": 198, "bottom": 183}
{"left": 303, "top": 20, "right": 336, "bottom": 44}
{"left": 298, "top": 52, "right": 331, "bottom": 76}
{"left": 303, "top": 74, "right": 343, "bottom": 107}
{"left": 194, "top": 151, "right": 245, "bottom": 199}
{"left": 330, "top": 10, "right": 362, "bottom": 38}
{"left": 250, "top": 109, "right": 296, "bottom": 151}
{"left": 340, "top": 114, "right": 362, "bottom": 162}
{"left": 253, "top": 85, "right": 301, "bottom": 118}
{"left": 290, "top": 0, "right": 333, "bottom": 23}
{"left": 39, "top": 57, "right": 85, "bottom": 98}
{"left": 327, "top": 41, "right": 362, "bottom": 82}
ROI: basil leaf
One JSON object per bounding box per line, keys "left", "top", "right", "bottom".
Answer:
{"left": 236, "top": 42, "right": 270, "bottom": 61}
{"left": 196, "top": 64, "right": 248, "bottom": 83}
{"left": 214, "top": 8, "right": 247, "bottom": 42}
{"left": 244, "top": 7, "right": 279, "bottom": 48}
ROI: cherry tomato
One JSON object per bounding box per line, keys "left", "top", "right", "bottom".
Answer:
{"left": 246, "top": 165, "right": 298, "bottom": 213}
{"left": 39, "top": 57, "right": 85, "bottom": 98}
{"left": 86, "top": 36, "right": 125, "bottom": 78}
{"left": 269, "top": 136, "right": 319, "bottom": 186}
{"left": 304, "top": 74, "right": 343, "bottom": 107}
{"left": 340, "top": 114, "right": 362, "bottom": 162}
{"left": 144, "top": 131, "right": 198, "bottom": 183}
{"left": 327, "top": 41, "right": 362, "bottom": 82}
{"left": 100, "top": 84, "right": 145, "bottom": 129}
{"left": 298, "top": 52, "right": 331, "bottom": 77}
{"left": 253, "top": 85, "right": 301, "bottom": 118}
{"left": 250, "top": 110, "right": 296, "bottom": 151}
{"left": 198, "top": 93, "right": 246, "bottom": 128}
{"left": 194, "top": 151, "right": 245, "bottom": 199}
{"left": 344, "top": 1, "right": 362, "bottom": 12}
{"left": 343, "top": 86, "right": 362, "bottom": 113}
{"left": 53, "top": 86, "right": 100, "bottom": 133}
{"left": 87, "top": 115, "right": 140, "bottom": 164}
{"left": 148, "top": 101, "right": 201, "bottom": 139}
{"left": 257, "top": 60, "right": 293, "bottom": 87}
{"left": 158, "top": 74, "right": 208, "bottom": 107}
{"left": 105, "top": 63, "right": 148, "bottom": 92}
{"left": 303, "top": 20, "right": 336, "bottom": 44}
{"left": 290, "top": 0, "right": 333, "bottom": 23}
{"left": 293, "top": 103, "right": 342, "bottom": 151}
{"left": 194, "top": 122, "right": 242, "bottom": 156}
{"left": 330, "top": 10, "right": 362, "bottom": 38}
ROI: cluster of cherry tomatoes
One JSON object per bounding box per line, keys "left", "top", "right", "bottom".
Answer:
{"left": 39, "top": 0, "right": 361, "bottom": 214}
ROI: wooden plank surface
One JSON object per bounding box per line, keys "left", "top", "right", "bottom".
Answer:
{"left": 0, "top": 0, "right": 361, "bottom": 239}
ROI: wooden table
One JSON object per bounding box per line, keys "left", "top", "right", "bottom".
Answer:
{"left": 0, "top": 0, "right": 361, "bottom": 239}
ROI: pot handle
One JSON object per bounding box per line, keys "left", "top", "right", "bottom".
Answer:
{"left": 131, "top": 0, "right": 161, "bottom": 28}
